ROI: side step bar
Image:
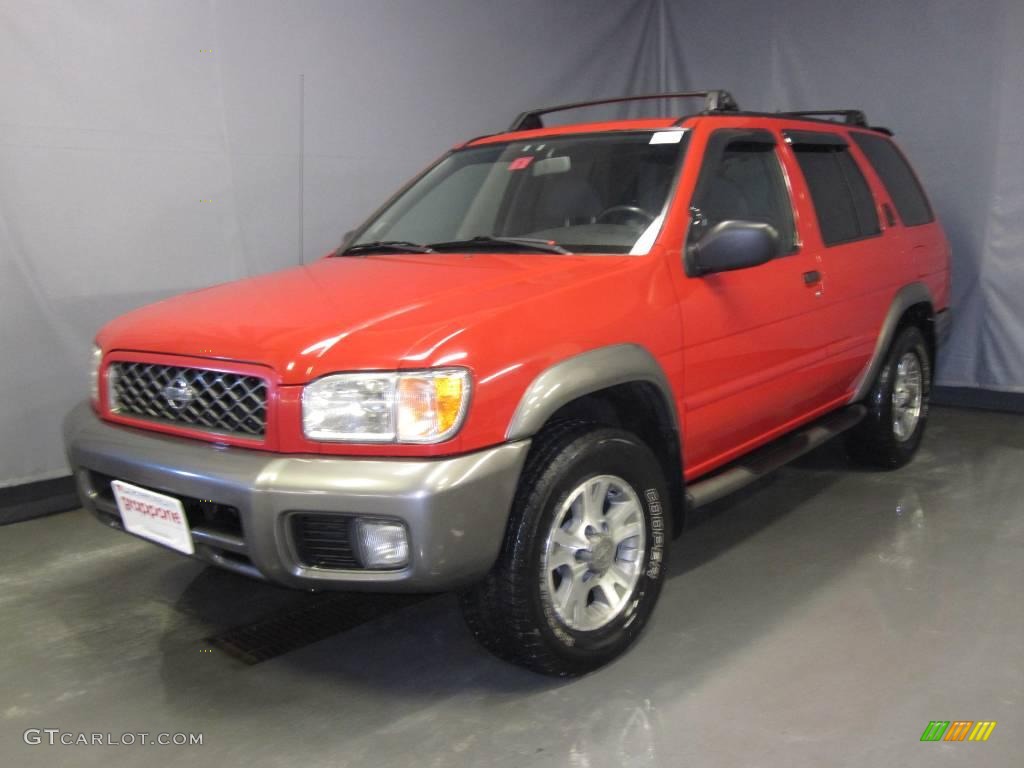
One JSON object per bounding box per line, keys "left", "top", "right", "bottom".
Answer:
{"left": 685, "top": 405, "right": 866, "bottom": 509}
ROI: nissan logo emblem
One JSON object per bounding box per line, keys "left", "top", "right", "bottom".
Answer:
{"left": 163, "top": 376, "right": 195, "bottom": 411}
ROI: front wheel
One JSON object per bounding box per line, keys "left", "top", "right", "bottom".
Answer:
{"left": 460, "top": 422, "right": 670, "bottom": 676}
{"left": 846, "top": 324, "right": 932, "bottom": 469}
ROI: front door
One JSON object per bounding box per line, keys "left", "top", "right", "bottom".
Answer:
{"left": 673, "top": 127, "right": 836, "bottom": 478}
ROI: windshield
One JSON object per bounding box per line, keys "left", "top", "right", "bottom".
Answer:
{"left": 349, "top": 131, "right": 688, "bottom": 255}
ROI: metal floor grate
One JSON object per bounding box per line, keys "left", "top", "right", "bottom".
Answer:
{"left": 206, "top": 592, "right": 430, "bottom": 664}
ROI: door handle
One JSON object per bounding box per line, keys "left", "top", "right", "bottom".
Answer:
{"left": 802, "top": 270, "right": 822, "bottom": 285}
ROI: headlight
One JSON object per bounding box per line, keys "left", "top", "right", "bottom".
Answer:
{"left": 302, "top": 369, "right": 470, "bottom": 443}
{"left": 89, "top": 345, "right": 103, "bottom": 406}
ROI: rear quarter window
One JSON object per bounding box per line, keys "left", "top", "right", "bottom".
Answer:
{"left": 851, "top": 133, "right": 934, "bottom": 227}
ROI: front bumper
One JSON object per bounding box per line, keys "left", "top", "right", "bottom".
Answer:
{"left": 63, "top": 402, "right": 529, "bottom": 591}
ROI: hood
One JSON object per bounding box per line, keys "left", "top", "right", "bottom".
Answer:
{"left": 98, "top": 253, "right": 633, "bottom": 384}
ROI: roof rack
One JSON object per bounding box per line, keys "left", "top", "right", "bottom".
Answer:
{"left": 778, "top": 109, "right": 868, "bottom": 127}
{"left": 508, "top": 90, "right": 738, "bottom": 132}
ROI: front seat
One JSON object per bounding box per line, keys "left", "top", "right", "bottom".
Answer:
{"left": 533, "top": 174, "right": 603, "bottom": 230}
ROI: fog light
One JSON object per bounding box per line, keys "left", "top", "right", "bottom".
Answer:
{"left": 355, "top": 520, "right": 409, "bottom": 569}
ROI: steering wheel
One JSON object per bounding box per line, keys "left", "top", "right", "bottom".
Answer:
{"left": 596, "top": 205, "right": 656, "bottom": 227}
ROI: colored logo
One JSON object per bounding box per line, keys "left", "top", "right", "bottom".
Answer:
{"left": 920, "top": 721, "right": 997, "bottom": 742}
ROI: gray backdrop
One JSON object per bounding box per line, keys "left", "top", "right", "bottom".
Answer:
{"left": 0, "top": 0, "right": 664, "bottom": 487}
{"left": 2, "top": 0, "right": 1021, "bottom": 487}
{"left": 652, "top": 0, "right": 1024, "bottom": 399}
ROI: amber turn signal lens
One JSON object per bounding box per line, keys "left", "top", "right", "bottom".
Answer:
{"left": 396, "top": 370, "right": 469, "bottom": 442}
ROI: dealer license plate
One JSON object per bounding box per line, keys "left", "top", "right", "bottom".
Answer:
{"left": 111, "top": 480, "right": 194, "bottom": 555}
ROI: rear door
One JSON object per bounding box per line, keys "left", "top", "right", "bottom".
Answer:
{"left": 675, "top": 127, "right": 836, "bottom": 478}
{"left": 780, "top": 129, "right": 901, "bottom": 399}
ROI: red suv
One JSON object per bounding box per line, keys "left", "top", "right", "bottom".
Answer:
{"left": 65, "top": 91, "right": 951, "bottom": 676}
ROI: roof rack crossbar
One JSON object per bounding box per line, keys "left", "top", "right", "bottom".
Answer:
{"left": 508, "top": 90, "right": 738, "bottom": 132}
{"left": 778, "top": 109, "right": 868, "bottom": 127}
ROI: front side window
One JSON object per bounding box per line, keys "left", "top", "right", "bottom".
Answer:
{"left": 350, "top": 132, "right": 687, "bottom": 255}
{"left": 688, "top": 131, "right": 796, "bottom": 253}
{"left": 788, "top": 134, "right": 880, "bottom": 246}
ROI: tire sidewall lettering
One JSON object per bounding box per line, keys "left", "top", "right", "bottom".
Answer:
{"left": 645, "top": 487, "right": 665, "bottom": 581}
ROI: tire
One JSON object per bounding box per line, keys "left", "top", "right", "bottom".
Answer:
{"left": 460, "top": 421, "right": 670, "bottom": 676}
{"left": 846, "top": 324, "right": 931, "bottom": 469}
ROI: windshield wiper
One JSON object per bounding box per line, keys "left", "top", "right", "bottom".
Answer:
{"left": 338, "top": 240, "right": 435, "bottom": 256}
{"left": 428, "top": 235, "right": 571, "bottom": 255}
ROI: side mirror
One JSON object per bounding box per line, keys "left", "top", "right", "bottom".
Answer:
{"left": 688, "top": 220, "right": 780, "bottom": 276}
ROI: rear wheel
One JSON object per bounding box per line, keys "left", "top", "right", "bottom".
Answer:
{"left": 846, "top": 324, "right": 931, "bottom": 469}
{"left": 460, "top": 422, "right": 670, "bottom": 676}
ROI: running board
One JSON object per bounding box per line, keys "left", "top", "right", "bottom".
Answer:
{"left": 685, "top": 405, "right": 867, "bottom": 509}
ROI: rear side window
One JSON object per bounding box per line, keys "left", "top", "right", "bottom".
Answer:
{"left": 851, "top": 133, "right": 934, "bottom": 226}
{"left": 788, "top": 133, "right": 880, "bottom": 246}
{"left": 689, "top": 131, "right": 795, "bottom": 253}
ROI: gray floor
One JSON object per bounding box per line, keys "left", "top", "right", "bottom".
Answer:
{"left": 2, "top": 406, "right": 1021, "bottom": 767}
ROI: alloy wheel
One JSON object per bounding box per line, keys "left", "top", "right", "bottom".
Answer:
{"left": 892, "top": 351, "right": 923, "bottom": 442}
{"left": 541, "top": 474, "right": 646, "bottom": 632}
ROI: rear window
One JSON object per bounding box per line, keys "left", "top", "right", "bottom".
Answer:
{"left": 851, "top": 133, "right": 934, "bottom": 227}
{"left": 788, "top": 134, "right": 880, "bottom": 246}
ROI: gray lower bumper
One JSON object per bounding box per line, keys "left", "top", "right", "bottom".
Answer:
{"left": 63, "top": 403, "right": 529, "bottom": 591}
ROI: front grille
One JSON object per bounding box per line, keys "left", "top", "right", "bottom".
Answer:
{"left": 109, "top": 362, "right": 267, "bottom": 439}
{"left": 291, "top": 514, "right": 361, "bottom": 569}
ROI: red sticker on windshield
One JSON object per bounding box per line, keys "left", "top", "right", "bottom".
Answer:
{"left": 508, "top": 156, "right": 534, "bottom": 171}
